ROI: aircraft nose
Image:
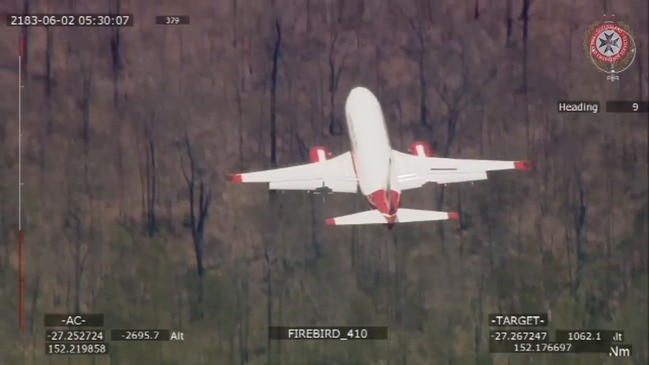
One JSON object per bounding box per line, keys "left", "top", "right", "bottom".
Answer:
{"left": 346, "top": 87, "right": 378, "bottom": 108}
{"left": 349, "top": 86, "right": 371, "bottom": 96}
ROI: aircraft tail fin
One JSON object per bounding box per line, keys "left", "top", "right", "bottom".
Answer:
{"left": 326, "top": 208, "right": 458, "bottom": 226}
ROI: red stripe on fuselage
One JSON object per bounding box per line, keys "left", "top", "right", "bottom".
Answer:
{"left": 368, "top": 189, "right": 400, "bottom": 223}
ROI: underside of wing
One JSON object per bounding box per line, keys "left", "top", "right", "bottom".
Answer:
{"left": 399, "top": 171, "right": 488, "bottom": 188}
{"left": 229, "top": 152, "right": 357, "bottom": 193}
{"left": 393, "top": 150, "right": 530, "bottom": 190}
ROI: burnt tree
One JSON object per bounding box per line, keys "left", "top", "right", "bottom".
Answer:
{"left": 505, "top": 0, "right": 513, "bottom": 46}
{"left": 434, "top": 45, "right": 497, "bottom": 218}
{"left": 401, "top": 7, "right": 431, "bottom": 130}
{"left": 269, "top": 18, "right": 282, "bottom": 167}
{"left": 63, "top": 196, "right": 88, "bottom": 314}
{"left": 181, "top": 133, "right": 212, "bottom": 319}
{"left": 140, "top": 114, "right": 158, "bottom": 237}
{"left": 44, "top": 27, "right": 53, "bottom": 98}
{"left": 326, "top": 29, "right": 348, "bottom": 136}
{"left": 571, "top": 170, "right": 587, "bottom": 293}
{"left": 109, "top": 0, "right": 122, "bottom": 107}
{"left": 519, "top": 0, "right": 533, "bottom": 148}
{"left": 78, "top": 62, "right": 92, "bottom": 150}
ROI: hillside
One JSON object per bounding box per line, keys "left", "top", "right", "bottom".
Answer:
{"left": 0, "top": 0, "right": 647, "bottom": 364}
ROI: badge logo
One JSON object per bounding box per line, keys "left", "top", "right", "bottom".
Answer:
{"left": 584, "top": 15, "right": 636, "bottom": 81}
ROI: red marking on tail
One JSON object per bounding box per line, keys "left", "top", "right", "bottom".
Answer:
{"left": 368, "top": 189, "right": 401, "bottom": 223}
{"left": 326, "top": 218, "right": 335, "bottom": 225}
{"left": 228, "top": 174, "right": 243, "bottom": 182}
{"left": 18, "top": 229, "right": 24, "bottom": 332}
{"left": 514, "top": 161, "right": 532, "bottom": 170}
{"left": 448, "top": 212, "right": 460, "bottom": 220}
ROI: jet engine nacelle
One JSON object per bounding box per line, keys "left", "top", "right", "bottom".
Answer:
{"left": 409, "top": 141, "right": 433, "bottom": 157}
{"left": 310, "top": 146, "right": 332, "bottom": 163}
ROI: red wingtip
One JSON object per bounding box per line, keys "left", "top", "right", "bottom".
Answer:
{"left": 448, "top": 212, "right": 460, "bottom": 220}
{"left": 228, "top": 174, "right": 243, "bottom": 182}
{"left": 514, "top": 161, "right": 532, "bottom": 170}
{"left": 326, "top": 218, "right": 336, "bottom": 225}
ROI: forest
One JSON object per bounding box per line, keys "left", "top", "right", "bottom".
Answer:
{"left": 0, "top": 0, "right": 647, "bottom": 364}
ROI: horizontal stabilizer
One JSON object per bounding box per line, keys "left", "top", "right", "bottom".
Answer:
{"left": 326, "top": 208, "right": 458, "bottom": 226}
{"left": 396, "top": 208, "right": 458, "bottom": 222}
{"left": 326, "top": 210, "right": 385, "bottom": 225}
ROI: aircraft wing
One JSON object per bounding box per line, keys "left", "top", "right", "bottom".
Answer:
{"left": 393, "top": 150, "right": 530, "bottom": 190}
{"left": 228, "top": 152, "right": 358, "bottom": 193}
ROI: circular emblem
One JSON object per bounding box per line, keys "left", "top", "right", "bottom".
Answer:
{"left": 584, "top": 19, "right": 636, "bottom": 76}
{"left": 588, "top": 23, "right": 630, "bottom": 63}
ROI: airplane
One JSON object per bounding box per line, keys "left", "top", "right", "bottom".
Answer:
{"left": 228, "top": 86, "right": 530, "bottom": 228}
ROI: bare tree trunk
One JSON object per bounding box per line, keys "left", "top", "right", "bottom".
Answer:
{"left": 567, "top": 0, "right": 578, "bottom": 64}
{"left": 306, "top": 0, "right": 311, "bottom": 32}
{"left": 142, "top": 116, "right": 158, "bottom": 237}
{"left": 64, "top": 198, "right": 88, "bottom": 314}
{"left": 505, "top": 0, "right": 513, "bottom": 46}
{"left": 269, "top": 19, "right": 282, "bottom": 167}
{"left": 236, "top": 270, "right": 249, "bottom": 364}
{"left": 328, "top": 30, "right": 347, "bottom": 136}
{"left": 443, "top": 112, "right": 460, "bottom": 157}
{"left": 473, "top": 273, "right": 484, "bottom": 355}
{"left": 408, "top": 18, "right": 430, "bottom": 131}
{"left": 236, "top": 78, "right": 244, "bottom": 165}
{"left": 564, "top": 224, "right": 573, "bottom": 289}
{"left": 276, "top": 256, "right": 285, "bottom": 362}
{"left": 244, "top": 271, "right": 251, "bottom": 364}
{"left": 28, "top": 272, "right": 41, "bottom": 334}
{"left": 232, "top": 0, "right": 238, "bottom": 47}
{"left": 110, "top": 0, "right": 122, "bottom": 107}
{"left": 21, "top": 0, "right": 30, "bottom": 77}
{"left": 394, "top": 5, "right": 432, "bottom": 132}
{"left": 637, "top": 39, "right": 644, "bottom": 99}
{"left": 42, "top": 25, "right": 54, "bottom": 176}
{"left": 66, "top": 60, "right": 94, "bottom": 315}
{"left": 264, "top": 173, "right": 283, "bottom": 364}
{"left": 181, "top": 133, "right": 212, "bottom": 320}
{"left": 572, "top": 173, "right": 587, "bottom": 293}
{"left": 174, "top": 275, "right": 184, "bottom": 327}
{"left": 44, "top": 27, "right": 52, "bottom": 99}
{"left": 79, "top": 64, "right": 92, "bottom": 147}
{"left": 520, "top": 0, "right": 532, "bottom": 149}
{"left": 264, "top": 237, "right": 273, "bottom": 365}
{"left": 391, "top": 231, "right": 403, "bottom": 326}
{"left": 605, "top": 138, "right": 613, "bottom": 258}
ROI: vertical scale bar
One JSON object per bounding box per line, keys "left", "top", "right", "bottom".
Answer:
{"left": 18, "top": 35, "right": 24, "bottom": 332}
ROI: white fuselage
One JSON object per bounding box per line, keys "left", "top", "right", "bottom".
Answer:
{"left": 344, "top": 87, "right": 400, "bottom": 221}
